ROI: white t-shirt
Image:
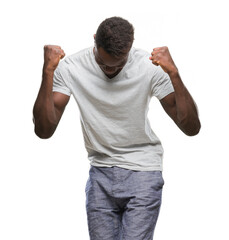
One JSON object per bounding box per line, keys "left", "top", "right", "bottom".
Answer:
{"left": 53, "top": 46, "right": 174, "bottom": 171}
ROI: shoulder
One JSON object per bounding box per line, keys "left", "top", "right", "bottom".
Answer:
{"left": 56, "top": 47, "right": 94, "bottom": 75}
{"left": 130, "top": 47, "right": 159, "bottom": 73}
{"left": 130, "top": 47, "right": 150, "bottom": 60}
{"left": 60, "top": 47, "right": 93, "bottom": 67}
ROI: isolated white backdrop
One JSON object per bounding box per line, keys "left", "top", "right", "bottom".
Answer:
{"left": 1, "top": 0, "right": 228, "bottom": 239}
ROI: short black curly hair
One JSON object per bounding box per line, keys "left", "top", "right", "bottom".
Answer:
{"left": 95, "top": 16, "right": 134, "bottom": 57}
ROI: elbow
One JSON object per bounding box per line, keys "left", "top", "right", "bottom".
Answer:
{"left": 183, "top": 119, "right": 201, "bottom": 137}
{"left": 33, "top": 119, "right": 56, "bottom": 139}
{"left": 185, "top": 124, "right": 201, "bottom": 136}
{"left": 34, "top": 127, "right": 54, "bottom": 139}
{"left": 193, "top": 121, "right": 201, "bottom": 136}
{"left": 34, "top": 129, "right": 53, "bottom": 139}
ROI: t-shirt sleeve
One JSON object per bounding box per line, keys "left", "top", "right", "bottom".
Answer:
{"left": 150, "top": 65, "right": 174, "bottom": 100}
{"left": 53, "top": 65, "right": 71, "bottom": 96}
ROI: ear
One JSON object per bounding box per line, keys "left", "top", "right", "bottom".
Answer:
{"left": 93, "top": 34, "right": 96, "bottom": 40}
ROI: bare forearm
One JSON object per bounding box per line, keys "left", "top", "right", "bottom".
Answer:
{"left": 33, "top": 67, "right": 58, "bottom": 138}
{"left": 150, "top": 46, "right": 201, "bottom": 136}
{"left": 169, "top": 70, "right": 201, "bottom": 136}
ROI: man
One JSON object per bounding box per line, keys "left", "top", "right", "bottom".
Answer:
{"left": 33, "top": 17, "right": 200, "bottom": 240}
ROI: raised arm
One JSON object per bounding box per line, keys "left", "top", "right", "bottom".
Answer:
{"left": 33, "top": 45, "right": 70, "bottom": 139}
{"left": 150, "top": 46, "right": 201, "bottom": 136}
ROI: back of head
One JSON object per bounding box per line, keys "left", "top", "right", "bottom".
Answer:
{"left": 95, "top": 16, "right": 134, "bottom": 57}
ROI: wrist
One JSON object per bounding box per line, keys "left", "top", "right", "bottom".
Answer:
{"left": 42, "top": 66, "right": 55, "bottom": 81}
{"left": 43, "top": 63, "right": 56, "bottom": 74}
{"left": 167, "top": 67, "right": 179, "bottom": 77}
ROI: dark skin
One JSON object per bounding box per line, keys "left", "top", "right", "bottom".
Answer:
{"left": 149, "top": 46, "right": 201, "bottom": 136}
{"left": 93, "top": 45, "right": 130, "bottom": 79}
{"left": 33, "top": 36, "right": 200, "bottom": 139}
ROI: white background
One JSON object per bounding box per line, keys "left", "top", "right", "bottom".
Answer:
{"left": 1, "top": 0, "right": 228, "bottom": 239}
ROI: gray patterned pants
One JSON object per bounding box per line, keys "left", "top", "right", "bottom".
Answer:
{"left": 85, "top": 165, "right": 164, "bottom": 240}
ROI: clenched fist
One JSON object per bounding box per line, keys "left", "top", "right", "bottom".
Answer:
{"left": 43, "top": 45, "right": 65, "bottom": 71}
{"left": 149, "top": 46, "right": 178, "bottom": 74}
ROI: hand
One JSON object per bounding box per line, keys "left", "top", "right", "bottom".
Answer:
{"left": 43, "top": 45, "right": 65, "bottom": 71}
{"left": 149, "top": 46, "right": 178, "bottom": 74}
